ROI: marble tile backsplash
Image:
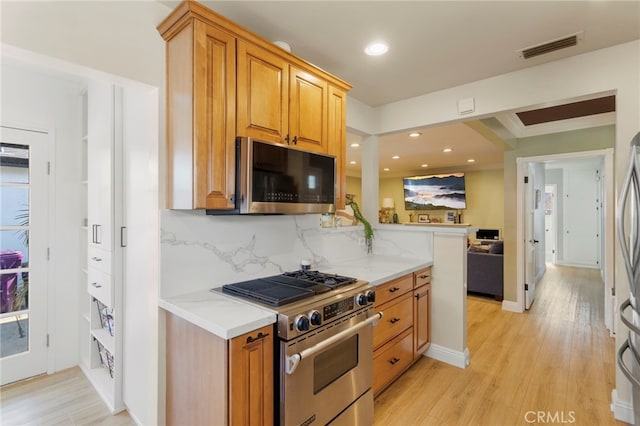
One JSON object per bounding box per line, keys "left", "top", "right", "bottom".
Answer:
{"left": 161, "top": 210, "right": 433, "bottom": 297}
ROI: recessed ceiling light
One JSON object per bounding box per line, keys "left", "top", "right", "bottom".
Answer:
{"left": 392, "top": 155, "right": 399, "bottom": 159}
{"left": 409, "top": 132, "right": 421, "bottom": 138}
{"left": 467, "top": 159, "right": 476, "bottom": 163}
{"left": 443, "top": 148, "right": 453, "bottom": 153}
{"left": 364, "top": 41, "right": 389, "bottom": 56}
{"left": 383, "top": 168, "right": 390, "bottom": 171}
{"left": 350, "top": 143, "right": 360, "bottom": 148}
{"left": 421, "top": 164, "right": 428, "bottom": 168}
{"left": 350, "top": 161, "right": 357, "bottom": 165}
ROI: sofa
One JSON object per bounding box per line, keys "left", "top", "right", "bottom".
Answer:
{"left": 467, "top": 241, "right": 504, "bottom": 301}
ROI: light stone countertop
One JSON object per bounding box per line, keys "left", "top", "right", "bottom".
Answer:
{"left": 159, "top": 289, "right": 277, "bottom": 340}
{"left": 160, "top": 255, "right": 432, "bottom": 340}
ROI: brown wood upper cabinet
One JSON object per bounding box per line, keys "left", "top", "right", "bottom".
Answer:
{"left": 237, "top": 41, "right": 329, "bottom": 153}
{"left": 158, "top": 1, "right": 351, "bottom": 210}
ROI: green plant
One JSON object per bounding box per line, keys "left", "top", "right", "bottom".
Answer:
{"left": 346, "top": 194, "right": 373, "bottom": 254}
{"left": 14, "top": 207, "right": 29, "bottom": 247}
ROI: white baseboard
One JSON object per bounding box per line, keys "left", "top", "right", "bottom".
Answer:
{"left": 502, "top": 300, "right": 522, "bottom": 313}
{"left": 425, "top": 344, "right": 469, "bottom": 368}
{"left": 555, "top": 260, "right": 599, "bottom": 269}
{"left": 611, "top": 389, "right": 634, "bottom": 424}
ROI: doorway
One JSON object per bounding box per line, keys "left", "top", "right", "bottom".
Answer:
{"left": 0, "top": 125, "right": 51, "bottom": 385}
{"left": 516, "top": 149, "right": 615, "bottom": 331}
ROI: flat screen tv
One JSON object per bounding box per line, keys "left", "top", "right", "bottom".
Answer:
{"left": 403, "top": 173, "right": 467, "bottom": 210}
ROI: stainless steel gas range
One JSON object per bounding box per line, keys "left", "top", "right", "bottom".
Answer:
{"left": 217, "top": 270, "right": 382, "bottom": 426}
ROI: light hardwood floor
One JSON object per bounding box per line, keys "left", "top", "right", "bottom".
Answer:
{"left": 0, "top": 367, "right": 135, "bottom": 425}
{"left": 374, "top": 264, "right": 625, "bottom": 425}
{"left": 0, "top": 265, "right": 624, "bottom": 425}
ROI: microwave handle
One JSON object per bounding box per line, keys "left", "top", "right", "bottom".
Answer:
{"left": 284, "top": 311, "right": 383, "bottom": 375}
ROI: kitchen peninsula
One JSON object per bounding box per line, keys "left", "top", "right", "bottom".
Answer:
{"left": 160, "top": 214, "right": 475, "bottom": 424}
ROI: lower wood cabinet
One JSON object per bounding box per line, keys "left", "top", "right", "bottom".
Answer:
{"left": 413, "top": 268, "right": 432, "bottom": 357}
{"left": 373, "top": 267, "right": 432, "bottom": 396}
{"left": 373, "top": 328, "right": 413, "bottom": 394}
{"left": 229, "top": 326, "right": 274, "bottom": 426}
{"left": 165, "top": 312, "right": 274, "bottom": 426}
{"left": 374, "top": 292, "right": 413, "bottom": 349}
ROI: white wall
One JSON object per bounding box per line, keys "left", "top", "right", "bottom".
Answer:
{"left": 1, "top": 61, "right": 84, "bottom": 372}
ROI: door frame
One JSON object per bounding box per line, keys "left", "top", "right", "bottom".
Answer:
{"left": 515, "top": 148, "right": 614, "bottom": 326}
{"left": 0, "top": 123, "right": 56, "bottom": 380}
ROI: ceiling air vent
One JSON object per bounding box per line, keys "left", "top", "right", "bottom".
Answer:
{"left": 519, "top": 32, "right": 583, "bottom": 60}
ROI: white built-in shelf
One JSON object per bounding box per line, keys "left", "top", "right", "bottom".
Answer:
{"left": 91, "top": 328, "right": 115, "bottom": 354}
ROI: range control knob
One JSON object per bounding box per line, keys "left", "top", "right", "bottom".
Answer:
{"left": 295, "top": 315, "right": 310, "bottom": 332}
{"left": 365, "top": 290, "right": 376, "bottom": 303}
{"left": 356, "top": 293, "right": 368, "bottom": 306}
{"left": 309, "top": 310, "right": 322, "bottom": 326}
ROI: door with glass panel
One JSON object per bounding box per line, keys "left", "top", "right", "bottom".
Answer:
{"left": 0, "top": 125, "right": 49, "bottom": 385}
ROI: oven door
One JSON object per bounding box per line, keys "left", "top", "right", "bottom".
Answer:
{"left": 280, "top": 308, "right": 379, "bottom": 426}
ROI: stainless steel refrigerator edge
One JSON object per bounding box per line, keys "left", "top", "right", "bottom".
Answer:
{"left": 616, "top": 131, "right": 640, "bottom": 425}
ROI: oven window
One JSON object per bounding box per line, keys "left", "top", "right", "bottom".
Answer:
{"left": 314, "top": 335, "right": 358, "bottom": 394}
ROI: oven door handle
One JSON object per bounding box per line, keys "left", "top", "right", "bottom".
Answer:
{"left": 285, "top": 311, "right": 383, "bottom": 375}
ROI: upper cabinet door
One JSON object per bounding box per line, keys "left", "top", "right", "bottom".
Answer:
{"left": 237, "top": 40, "right": 289, "bottom": 144}
{"left": 327, "top": 86, "right": 347, "bottom": 208}
{"left": 289, "top": 66, "right": 328, "bottom": 153}
{"left": 193, "top": 21, "right": 237, "bottom": 210}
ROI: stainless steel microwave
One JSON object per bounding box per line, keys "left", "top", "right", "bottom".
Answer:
{"left": 208, "top": 137, "right": 336, "bottom": 215}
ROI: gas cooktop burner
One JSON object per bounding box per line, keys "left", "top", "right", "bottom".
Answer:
{"left": 219, "top": 270, "right": 360, "bottom": 307}
{"left": 281, "top": 270, "right": 358, "bottom": 288}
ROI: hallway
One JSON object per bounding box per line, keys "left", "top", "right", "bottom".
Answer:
{"left": 374, "top": 264, "right": 623, "bottom": 425}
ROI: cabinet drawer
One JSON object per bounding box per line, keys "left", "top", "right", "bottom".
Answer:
{"left": 88, "top": 246, "right": 111, "bottom": 275}
{"left": 373, "top": 327, "right": 413, "bottom": 395}
{"left": 87, "top": 268, "right": 113, "bottom": 307}
{"left": 375, "top": 274, "right": 413, "bottom": 306}
{"left": 374, "top": 292, "right": 413, "bottom": 349}
{"left": 414, "top": 267, "right": 431, "bottom": 288}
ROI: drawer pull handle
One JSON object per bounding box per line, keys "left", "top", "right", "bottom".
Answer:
{"left": 91, "top": 282, "right": 102, "bottom": 288}
{"left": 389, "top": 317, "right": 400, "bottom": 324}
{"left": 246, "top": 331, "right": 270, "bottom": 344}
{"left": 389, "top": 287, "right": 400, "bottom": 293}
{"left": 419, "top": 275, "right": 429, "bottom": 279}
{"left": 91, "top": 257, "right": 102, "bottom": 262}
{"left": 389, "top": 357, "right": 400, "bottom": 365}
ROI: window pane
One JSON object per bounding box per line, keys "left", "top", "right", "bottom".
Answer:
{"left": 0, "top": 186, "right": 29, "bottom": 227}
{"left": 0, "top": 313, "right": 29, "bottom": 358}
{"left": 0, "top": 143, "right": 29, "bottom": 184}
{"left": 1, "top": 270, "right": 28, "bottom": 314}
{"left": 0, "top": 231, "right": 29, "bottom": 265}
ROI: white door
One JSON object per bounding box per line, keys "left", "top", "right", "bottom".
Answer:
{"left": 544, "top": 184, "right": 557, "bottom": 264}
{"left": 0, "top": 126, "right": 49, "bottom": 385}
{"left": 525, "top": 164, "right": 536, "bottom": 309}
{"left": 87, "top": 80, "right": 114, "bottom": 252}
{"left": 563, "top": 166, "right": 598, "bottom": 266}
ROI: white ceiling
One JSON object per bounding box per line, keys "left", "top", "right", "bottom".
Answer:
{"left": 169, "top": 1, "right": 639, "bottom": 175}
